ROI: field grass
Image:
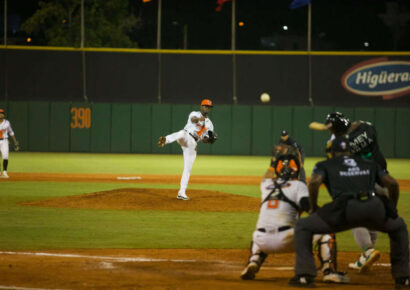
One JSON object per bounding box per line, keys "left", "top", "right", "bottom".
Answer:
{"left": 0, "top": 152, "right": 409, "bottom": 252}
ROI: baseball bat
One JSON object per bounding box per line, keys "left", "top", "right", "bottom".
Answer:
{"left": 309, "top": 122, "right": 331, "bottom": 131}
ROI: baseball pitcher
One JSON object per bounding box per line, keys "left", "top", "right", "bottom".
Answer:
{"left": 240, "top": 154, "right": 349, "bottom": 284}
{"left": 0, "top": 108, "right": 20, "bottom": 178}
{"left": 157, "top": 99, "right": 216, "bottom": 200}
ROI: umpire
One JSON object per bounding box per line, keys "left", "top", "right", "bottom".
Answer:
{"left": 289, "top": 135, "right": 409, "bottom": 288}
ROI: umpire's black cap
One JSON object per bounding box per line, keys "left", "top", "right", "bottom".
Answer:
{"left": 330, "top": 135, "right": 350, "bottom": 152}
{"left": 281, "top": 130, "right": 288, "bottom": 137}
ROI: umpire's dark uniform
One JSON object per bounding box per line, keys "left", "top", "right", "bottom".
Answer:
{"left": 292, "top": 136, "right": 409, "bottom": 287}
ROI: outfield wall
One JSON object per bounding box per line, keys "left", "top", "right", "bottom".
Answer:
{"left": 1, "top": 101, "right": 409, "bottom": 158}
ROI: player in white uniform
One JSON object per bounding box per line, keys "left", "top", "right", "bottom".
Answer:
{"left": 240, "top": 154, "right": 349, "bottom": 283}
{"left": 157, "top": 99, "right": 215, "bottom": 200}
{"left": 0, "top": 109, "right": 19, "bottom": 178}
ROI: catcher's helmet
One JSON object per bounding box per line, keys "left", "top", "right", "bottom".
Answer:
{"left": 201, "top": 99, "right": 213, "bottom": 107}
{"left": 325, "top": 112, "right": 351, "bottom": 134}
{"left": 274, "top": 155, "right": 300, "bottom": 181}
{"left": 326, "top": 135, "right": 350, "bottom": 158}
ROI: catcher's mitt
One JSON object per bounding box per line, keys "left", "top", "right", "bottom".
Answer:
{"left": 14, "top": 141, "right": 20, "bottom": 152}
{"left": 204, "top": 130, "right": 218, "bottom": 144}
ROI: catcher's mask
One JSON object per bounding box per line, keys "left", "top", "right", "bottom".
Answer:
{"left": 325, "top": 112, "right": 351, "bottom": 134}
{"left": 274, "top": 155, "right": 300, "bottom": 181}
{"left": 326, "top": 135, "right": 350, "bottom": 158}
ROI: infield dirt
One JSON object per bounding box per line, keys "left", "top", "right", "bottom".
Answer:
{"left": 1, "top": 172, "right": 408, "bottom": 289}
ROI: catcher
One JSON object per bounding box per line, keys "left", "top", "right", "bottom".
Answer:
{"left": 157, "top": 99, "right": 217, "bottom": 200}
{"left": 0, "top": 108, "right": 20, "bottom": 178}
{"left": 240, "top": 153, "right": 349, "bottom": 283}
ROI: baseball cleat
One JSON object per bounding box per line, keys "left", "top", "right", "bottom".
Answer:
{"left": 177, "top": 194, "right": 189, "bottom": 200}
{"left": 323, "top": 272, "right": 350, "bottom": 283}
{"left": 240, "top": 262, "right": 259, "bottom": 280}
{"left": 0, "top": 171, "right": 9, "bottom": 178}
{"left": 349, "top": 249, "right": 380, "bottom": 273}
{"left": 158, "top": 136, "right": 166, "bottom": 147}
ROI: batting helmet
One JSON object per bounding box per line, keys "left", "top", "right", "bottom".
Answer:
{"left": 201, "top": 99, "right": 213, "bottom": 107}
{"left": 325, "top": 112, "right": 351, "bottom": 134}
{"left": 274, "top": 155, "right": 300, "bottom": 181}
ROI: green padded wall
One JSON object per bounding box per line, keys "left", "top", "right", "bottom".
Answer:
{"left": 312, "top": 106, "right": 332, "bottom": 157}
{"left": 355, "top": 108, "right": 375, "bottom": 124}
{"left": 152, "top": 104, "right": 172, "bottom": 154}
{"left": 49, "top": 102, "right": 70, "bottom": 152}
{"left": 231, "top": 105, "right": 252, "bottom": 155}
{"left": 292, "top": 106, "right": 313, "bottom": 156}
{"left": 8, "top": 102, "right": 28, "bottom": 152}
{"left": 4, "top": 102, "right": 410, "bottom": 157}
{"left": 28, "top": 102, "right": 50, "bottom": 152}
{"left": 70, "top": 103, "right": 91, "bottom": 152}
{"left": 91, "top": 103, "right": 111, "bottom": 153}
{"left": 374, "top": 108, "right": 395, "bottom": 158}
{"left": 111, "top": 104, "right": 131, "bottom": 153}
{"left": 210, "top": 105, "right": 231, "bottom": 155}
{"left": 271, "top": 106, "right": 292, "bottom": 147}
{"left": 131, "top": 104, "right": 151, "bottom": 153}
{"left": 395, "top": 108, "right": 410, "bottom": 158}
{"left": 252, "top": 106, "right": 272, "bottom": 156}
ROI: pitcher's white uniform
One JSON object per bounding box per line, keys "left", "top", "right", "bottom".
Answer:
{"left": 0, "top": 119, "right": 15, "bottom": 161}
{"left": 164, "top": 111, "right": 214, "bottom": 198}
{"left": 251, "top": 178, "right": 308, "bottom": 254}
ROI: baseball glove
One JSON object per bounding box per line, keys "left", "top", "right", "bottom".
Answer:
{"left": 204, "top": 131, "right": 218, "bottom": 144}
{"left": 14, "top": 141, "right": 20, "bottom": 152}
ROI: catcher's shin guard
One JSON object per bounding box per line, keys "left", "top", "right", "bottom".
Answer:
{"left": 241, "top": 241, "right": 267, "bottom": 280}
{"left": 317, "top": 233, "right": 337, "bottom": 273}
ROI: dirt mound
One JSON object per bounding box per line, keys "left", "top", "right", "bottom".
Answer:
{"left": 22, "top": 188, "right": 260, "bottom": 212}
{"left": 4, "top": 173, "right": 410, "bottom": 191}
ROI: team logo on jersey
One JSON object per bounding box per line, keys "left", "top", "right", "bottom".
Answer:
{"left": 341, "top": 58, "right": 410, "bottom": 100}
{"left": 343, "top": 158, "right": 357, "bottom": 167}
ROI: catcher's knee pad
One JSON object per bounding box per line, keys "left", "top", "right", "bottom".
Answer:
{"left": 317, "top": 233, "right": 337, "bottom": 272}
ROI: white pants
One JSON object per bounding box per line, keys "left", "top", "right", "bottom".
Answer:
{"left": 250, "top": 227, "right": 331, "bottom": 267}
{"left": 165, "top": 130, "right": 197, "bottom": 195}
{"left": 252, "top": 227, "right": 295, "bottom": 254}
{"left": 0, "top": 139, "right": 9, "bottom": 160}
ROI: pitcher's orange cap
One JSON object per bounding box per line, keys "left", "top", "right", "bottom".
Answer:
{"left": 201, "top": 99, "right": 213, "bottom": 107}
{"left": 0, "top": 109, "right": 4, "bottom": 113}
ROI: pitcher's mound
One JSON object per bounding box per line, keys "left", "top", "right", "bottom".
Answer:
{"left": 22, "top": 188, "right": 260, "bottom": 212}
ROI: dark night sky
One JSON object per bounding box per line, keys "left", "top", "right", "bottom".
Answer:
{"left": 2, "top": 0, "right": 410, "bottom": 50}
